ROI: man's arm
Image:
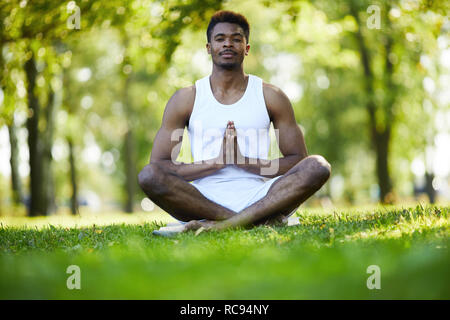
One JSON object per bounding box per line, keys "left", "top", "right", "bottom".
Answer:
{"left": 150, "top": 86, "right": 224, "bottom": 181}
{"left": 237, "top": 83, "right": 308, "bottom": 177}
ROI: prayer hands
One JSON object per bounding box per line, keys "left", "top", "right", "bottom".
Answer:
{"left": 215, "top": 121, "right": 246, "bottom": 166}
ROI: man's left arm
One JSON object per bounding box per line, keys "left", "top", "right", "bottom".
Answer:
{"left": 237, "top": 83, "right": 308, "bottom": 177}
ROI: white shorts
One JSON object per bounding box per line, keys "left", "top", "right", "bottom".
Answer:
{"left": 184, "top": 168, "right": 299, "bottom": 223}
{"left": 167, "top": 165, "right": 300, "bottom": 225}
{"left": 192, "top": 175, "right": 283, "bottom": 213}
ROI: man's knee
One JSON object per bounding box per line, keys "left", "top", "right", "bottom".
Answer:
{"left": 302, "top": 155, "right": 331, "bottom": 187}
{"left": 307, "top": 155, "right": 331, "bottom": 185}
{"left": 138, "top": 163, "right": 168, "bottom": 196}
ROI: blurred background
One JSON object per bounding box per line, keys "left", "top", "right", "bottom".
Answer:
{"left": 0, "top": 0, "right": 449, "bottom": 217}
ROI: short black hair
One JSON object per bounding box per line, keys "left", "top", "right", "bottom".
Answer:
{"left": 206, "top": 10, "right": 250, "bottom": 43}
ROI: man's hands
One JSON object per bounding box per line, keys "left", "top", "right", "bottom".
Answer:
{"left": 214, "top": 120, "right": 246, "bottom": 166}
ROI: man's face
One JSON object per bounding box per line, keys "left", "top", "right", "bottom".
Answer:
{"left": 207, "top": 22, "right": 250, "bottom": 70}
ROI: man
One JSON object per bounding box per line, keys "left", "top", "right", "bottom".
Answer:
{"left": 138, "top": 10, "right": 331, "bottom": 235}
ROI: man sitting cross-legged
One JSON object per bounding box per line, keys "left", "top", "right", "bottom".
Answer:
{"left": 138, "top": 10, "right": 331, "bottom": 235}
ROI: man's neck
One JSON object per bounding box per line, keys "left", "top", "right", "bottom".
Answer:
{"left": 210, "top": 65, "right": 247, "bottom": 92}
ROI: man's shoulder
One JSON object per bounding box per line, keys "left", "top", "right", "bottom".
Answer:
{"left": 167, "top": 85, "right": 196, "bottom": 112}
{"left": 261, "top": 81, "right": 292, "bottom": 115}
{"left": 262, "top": 82, "right": 288, "bottom": 101}
{"left": 172, "top": 85, "right": 196, "bottom": 102}
{"left": 163, "top": 85, "right": 196, "bottom": 127}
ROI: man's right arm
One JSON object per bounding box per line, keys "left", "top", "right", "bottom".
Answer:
{"left": 149, "top": 86, "right": 224, "bottom": 182}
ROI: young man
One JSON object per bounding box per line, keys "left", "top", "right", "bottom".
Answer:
{"left": 138, "top": 10, "right": 331, "bottom": 234}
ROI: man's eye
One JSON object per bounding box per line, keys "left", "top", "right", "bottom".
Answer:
{"left": 233, "top": 39, "right": 242, "bottom": 42}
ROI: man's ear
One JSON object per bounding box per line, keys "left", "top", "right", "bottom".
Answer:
{"left": 245, "top": 44, "right": 250, "bottom": 56}
{"left": 206, "top": 43, "right": 211, "bottom": 54}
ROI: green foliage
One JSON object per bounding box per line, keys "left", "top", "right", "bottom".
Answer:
{"left": 0, "top": 0, "right": 448, "bottom": 211}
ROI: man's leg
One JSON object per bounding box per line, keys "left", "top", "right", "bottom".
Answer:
{"left": 138, "top": 162, "right": 236, "bottom": 222}
{"left": 224, "top": 155, "right": 331, "bottom": 228}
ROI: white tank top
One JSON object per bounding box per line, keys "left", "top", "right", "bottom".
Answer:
{"left": 187, "top": 74, "right": 271, "bottom": 181}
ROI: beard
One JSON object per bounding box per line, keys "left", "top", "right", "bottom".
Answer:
{"left": 214, "top": 61, "right": 239, "bottom": 70}
{"left": 212, "top": 54, "right": 243, "bottom": 70}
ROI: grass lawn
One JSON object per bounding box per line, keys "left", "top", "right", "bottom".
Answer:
{"left": 0, "top": 204, "right": 448, "bottom": 299}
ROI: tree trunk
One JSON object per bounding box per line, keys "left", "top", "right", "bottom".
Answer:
{"left": 42, "top": 88, "right": 56, "bottom": 214}
{"left": 120, "top": 42, "right": 136, "bottom": 213}
{"left": 425, "top": 171, "right": 436, "bottom": 204}
{"left": 68, "top": 138, "right": 79, "bottom": 215}
{"left": 24, "top": 54, "right": 56, "bottom": 216}
{"left": 351, "top": 3, "right": 394, "bottom": 203}
{"left": 62, "top": 67, "right": 79, "bottom": 215}
{"left": 25, "top": 55, "right": 45, "bottom": 216}
{"left": 372, "top": 128, "right": 393, "bottom": 203}
{"left": 8, "top": 121, "right": 24, "bottom": 205}
{"left": 123, "top": 129, "right": 136, "bottom": 213}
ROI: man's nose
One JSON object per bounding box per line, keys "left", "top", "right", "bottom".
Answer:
{"left": 223, "top": 39, "right": 233, "bottom": 47}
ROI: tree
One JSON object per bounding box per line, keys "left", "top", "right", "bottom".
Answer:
{"left": 269, "top": 0, "right": 447, "bottom": 203}
{"left": 1, "top": 0, "right": 138, "bottom": 215}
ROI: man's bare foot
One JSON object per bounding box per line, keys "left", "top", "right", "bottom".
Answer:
{"left": 259, "top": 215, "right": 301, "bottom": 227}
{"left": 183, "top": 220, "right": 217, "bottom": 232}
{"left": 258, "top": 215, "right": 288, "bottom": 227}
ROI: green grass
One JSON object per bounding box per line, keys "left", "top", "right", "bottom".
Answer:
{"left": 0, "top": 205, "right": 448, "bottom": 299}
